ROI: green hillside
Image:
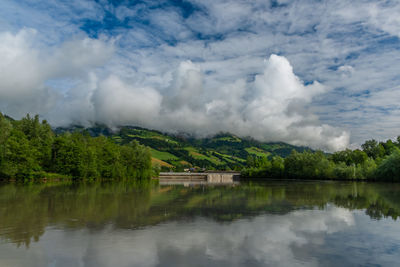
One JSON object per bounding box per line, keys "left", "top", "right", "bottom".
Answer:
{"left": 55, "top": 125, "right": 309, "bottom": 171}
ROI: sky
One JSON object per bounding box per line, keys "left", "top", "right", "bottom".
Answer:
{"left": 0, "top": 0, "right": 400, "bottom": 151}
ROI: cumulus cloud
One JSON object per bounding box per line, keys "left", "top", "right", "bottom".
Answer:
{"left": 0, "top": 28, "right": 114, "bottom": 120}
{"left": 0, "top": 29, "right": 348, "bottom": 151}
{"left": 158, "top": 55, "right": 349, "bottom": 151}
{"left": 86, "top": 55, "right": 349, "bottom": 151}
{"left": 3, "top": 0, "right": 400, "bottom": 149}
{"left": 92, "top": 75, "right": 162, "bottom": 127}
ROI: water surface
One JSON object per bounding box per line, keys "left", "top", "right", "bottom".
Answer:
{"left": 0, "top": 180, "right": 400, "bottom": 266}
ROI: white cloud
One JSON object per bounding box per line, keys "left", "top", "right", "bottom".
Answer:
{"left": 0, "top": 28, "right": 349, "bottom": 151}
{"left": 337, "top": 65, "right": 354, "bottom": 78}
{"left": 92, "top": 75, "right": 162, "bottom": 127}
{"left": 1, "top": 0, "right": 400, "bottom": 149}
{"left": 0, "top": 28, "right": 113, "bottom": 120}
{"left": 153, "top": 55, "right": 348, "bottom": 151}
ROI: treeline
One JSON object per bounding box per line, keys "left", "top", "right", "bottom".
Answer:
{"left": 0, "top": 113, "right": 153, "bottom": 180}
{"left": 242, "top": 138, "right": 400, "bottom": 181}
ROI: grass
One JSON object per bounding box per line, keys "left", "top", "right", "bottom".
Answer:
{"left": 179, "top": 160, "right": 192, "bottom": 166}
{"left": 111, "top": 136, "right": 122, "bottom": 143}
{"left": 151, "top": 158, "right": 173, "bottom": 168}
{"left": 213, "top": 151, "right": 246, "bottom": 163}
{"left": 126, "top": 133, "right": 179, "bottom": 145}
{"left": 261, "top": 143, "right": 294, "bottom": 151}
{"left": 168, "top": 160, "right": 192, "bottom": 167}
{"left": 245, "top": 147, "right": 270, "bottom": 157}
{"left": 150, "top": 148, "right": 179, "bottom": 161}
{"left": 193, "top": 152, "right": 223, "bottom": 165}
{"left": 184, "top": 147, "right": 246, "bottom": 165}
{"left": 184, "top": 147, "right": 223, "bottom": 165}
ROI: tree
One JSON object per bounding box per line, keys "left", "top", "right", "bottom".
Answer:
{"left": 381, "top": 140, "right": 396, "bottom": 156}
{"left": 333, "top": 162, "right": 354, "bottom": 179}
{"left": 1, "top": 129, "right": 40, "bottom": 178}
{"left": 331, "top": 149, "right": 352, "bottom": 165}
{"left": 51, "top": 133, "right": 85, "bottom": 177}
{"left": 0, "top": 113, "right": 12, "bottom": 165}
{"left": 93, "top": 136, "right": 122, "bottom": 179}
{"left": 270, "top": 156, "right": 284, "bottom": 178}
{"left": 359, "top": 158, "right": 377, "bottom": 180}
{"left": 361, "top": 140, "right": 385, "bottom": 159}
{"left": 375, "top": 148, "right": 400, "bottom": 181}
{"left": 350, "top": 149, "right": 368, "bottom": 165}
{"left": 284, "top": 150, "right": 334, "bottom": 179}
{"left": 120, "top": 141, "right": 152, "bottom": 179}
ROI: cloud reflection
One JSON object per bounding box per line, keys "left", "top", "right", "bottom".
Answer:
{"left": 0, "top": 206, "right": 354, "bottom": 267}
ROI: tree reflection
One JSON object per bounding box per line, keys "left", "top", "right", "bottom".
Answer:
{"left": 0, "top": 180, "right": 399, "bottom": 247}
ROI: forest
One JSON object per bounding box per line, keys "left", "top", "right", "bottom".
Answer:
{"left": 0, "top": 113, "right": 153, "bottom": 180}
{"left": 242, "top": 138, "right": 400, "bottom": 181}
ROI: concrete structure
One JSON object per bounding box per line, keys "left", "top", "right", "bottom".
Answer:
{"left": 158, "top": 172, "right": 240, "bottom": 184}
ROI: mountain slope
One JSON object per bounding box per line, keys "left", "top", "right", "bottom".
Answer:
{"left": 56, "top": 126, "right": 310, "bottom": 171}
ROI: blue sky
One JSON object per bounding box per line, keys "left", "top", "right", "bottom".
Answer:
{"left": 1, "top": 0, "right": 400, "bottom": 151}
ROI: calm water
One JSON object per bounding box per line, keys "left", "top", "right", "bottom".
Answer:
{"left": 1, "top": 180, "right": 400, "bottom": 267}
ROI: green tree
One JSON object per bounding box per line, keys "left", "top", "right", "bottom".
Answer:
{"left": 284, "top": 150, "right": 334, "bottom": 179}
{"left": 93, "top": 136, "right": 122, "bottom": 179}
{"left": 361, "top": 139, "right": 385, "bottom": 159}
{"left": 270, "top": 156, "right": 284, "bottom": 178}
{"left": 1, "top": 129, "right": 40, "bottom": 178}
{"left": 51, "top": 133, "right": 85, "bottom": 177}
{"left": 120, "top": 141, "right": 152, "bottom": 179}
{"left": 359, "top": 158, "right": 377, "bottom": 179}
{"left": 333, "top": 162, "right": 354, "bottom": 179}
{"left": 331, "top": 149, "right": 353, "bottom": 165}
{"left": 376, "top": 148, "right": 400, "bottom": 181}
{"left": 0, "top": 113, "right": 13, "bottom": 166}
{"left": 350, "top": 149, "right": 368, "bottom": 165}
{"left": 381, "top": 140, "right": 396, "bottom": 156}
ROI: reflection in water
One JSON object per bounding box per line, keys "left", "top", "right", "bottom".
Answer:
{"left": 0, "top": 180, "right": 400, "bottom": 266}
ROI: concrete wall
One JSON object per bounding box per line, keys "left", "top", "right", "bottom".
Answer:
{"left": 207, "top": 173, "right": 238, "bottom": 183}
{"left": 158, "top": 172, "right": 240, "bottom": 184}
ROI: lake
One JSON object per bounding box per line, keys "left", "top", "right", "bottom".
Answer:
{"left": 0, "top": 180, "right": 400, "bottom": 266}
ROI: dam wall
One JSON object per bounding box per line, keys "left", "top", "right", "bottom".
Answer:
{"left": 158, "top": 172, "right": 240, "bottom": 184}
{"left": 206, "top": 173, "right": 240, "bottom": 183}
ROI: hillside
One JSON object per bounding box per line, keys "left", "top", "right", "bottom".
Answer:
{"left": 56, "top": 125, "right": 310, "bottom": 171}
